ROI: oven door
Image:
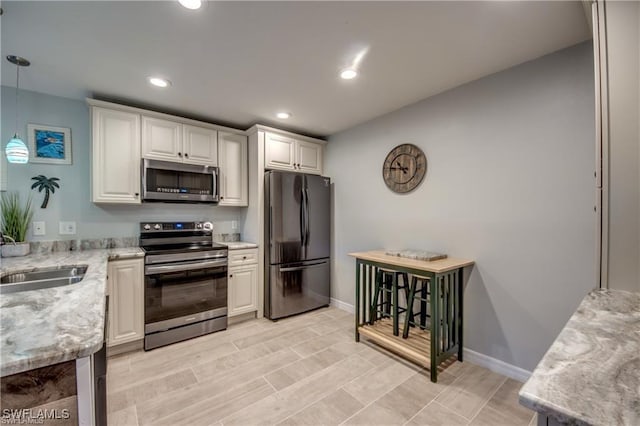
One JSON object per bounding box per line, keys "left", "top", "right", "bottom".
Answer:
{"left": 144, "top": 258, "right": 227, "bottom": 333}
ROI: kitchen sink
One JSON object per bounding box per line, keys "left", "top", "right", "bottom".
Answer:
{"left": 0, "top": 265, "right": 88, "bottom": 294}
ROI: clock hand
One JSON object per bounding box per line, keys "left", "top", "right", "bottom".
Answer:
{"left": 395, "top": 161, "right": 408, "bottom": 174}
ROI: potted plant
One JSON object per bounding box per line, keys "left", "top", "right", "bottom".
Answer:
{"left": 1, "top": 192, "right": 34, "bottom": 257}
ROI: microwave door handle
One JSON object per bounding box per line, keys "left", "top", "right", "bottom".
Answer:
{"left": 213, "top": 170, "right": 219, "bottom": 201}
{"left": 145, "top": 259, "right": 227, "bottom": 274}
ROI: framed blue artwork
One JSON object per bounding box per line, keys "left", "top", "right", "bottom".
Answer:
{"left": 27, "top": 124, "right": 72, "bottom": 165}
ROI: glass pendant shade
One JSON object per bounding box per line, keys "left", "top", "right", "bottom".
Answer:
{"left": 5, "top": 135, "right": 29, "bottom": 164}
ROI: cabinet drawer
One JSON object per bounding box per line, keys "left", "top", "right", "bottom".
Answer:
{"left": 229, "top": 248, "right": 258, "bottom": 266}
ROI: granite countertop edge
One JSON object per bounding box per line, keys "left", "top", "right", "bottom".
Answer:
{"left": 223, "top": 241, "right": 258, "bottom": 250}
{"left": 0, "top": 247, "right": 144, "bottom": 377}
{"left": 518, "top": 288, "right": 640, "bottom": 426}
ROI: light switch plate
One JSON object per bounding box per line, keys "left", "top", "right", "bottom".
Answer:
{"left": 33, "top": 221, "right": 46, "bottom": 236}
{"left": 232, "top": 220, "right": 238, "bottom": 230}
{"left": 59, "top": 221, "right": 76, "bottom": 235}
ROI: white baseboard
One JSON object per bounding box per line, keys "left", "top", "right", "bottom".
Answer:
{"left": 463, "top": 348, "right": 532, "bottom": 383}
{"left": 330, "top": 298, "right": 355, "bottom": 313}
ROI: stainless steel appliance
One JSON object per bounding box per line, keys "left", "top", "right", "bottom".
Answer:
{"left": 141, "top": 158, "right": 219, "bottom": 203}
{"left": 265, "top": 171, "right": 331, "bottom": 319}
{"left": 140, "top": 221, "right": 228, "bottom": 350}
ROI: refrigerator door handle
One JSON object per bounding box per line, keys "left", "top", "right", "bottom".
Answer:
{"left": 304, "top": 187, "right": 310, "bottom": 246}
{"left": 269, "top": 204, "right": 273, "bottom": 247}
{"left": 279, "top": 260, "right": 329, "bottom": 272}
{"left": 300, "top": 186, "right": 307, "bottom": 247}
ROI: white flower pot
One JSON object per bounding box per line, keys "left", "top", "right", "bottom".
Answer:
{"left": 1, "top": 242, "right": 30, "bottom": 257}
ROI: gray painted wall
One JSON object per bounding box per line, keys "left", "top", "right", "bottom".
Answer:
{"left": 605, "top": 1, "right": 640, "bottom": 293}
{"left": 1, "top": 87, "right": 242, "bottom": 240}
{"left": 326, "top": 42, "right": 596, "bottom": 371}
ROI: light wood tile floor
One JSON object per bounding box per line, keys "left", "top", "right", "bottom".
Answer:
{"left": 107, "top": 307, "right": 535, "bottom": 426}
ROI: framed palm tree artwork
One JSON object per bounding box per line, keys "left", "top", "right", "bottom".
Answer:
{"left": 27, "top": 124, "right": 72, "bottom": 164}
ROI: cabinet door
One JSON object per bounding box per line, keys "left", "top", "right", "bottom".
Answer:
{"left": 141, "top": 116, "right": 182, "bottom": 161}
{"left": 228, "top": 265, "right": 257, "bottom": 317}
{"left": 265, "top": 132, "right": 296, "bottom": 171}
{"left": 218, "top": 132, "right": 248, "bottom": 206}
{"left": 107, "top": 258, "right": 144, "bottom": 347}
{"left": 183, "top": 125, "right": 218, "bottom": 166}
{"left": 92, "top": 107, "right": 141, "bottom": 204}
{"left": 296, "top": 140, "right": 323, "bottom": 175}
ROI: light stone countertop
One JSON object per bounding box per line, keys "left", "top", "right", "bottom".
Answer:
{"left": 519, "top": 289, "right": 640, "bottom": 426}
{"left": 223, "top": 241, "right": 258, "bottom": 250}
{"left": 0, "top": 247, "right": 144, "bottom": 377}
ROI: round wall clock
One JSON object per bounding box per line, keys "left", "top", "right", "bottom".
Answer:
{"left": 382, "top": 143, "right": 427, "bottom": 193}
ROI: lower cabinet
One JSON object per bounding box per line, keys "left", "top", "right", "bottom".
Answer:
{"left": 228, "top": 250, "right": 258, "bottom": 317}
{"left": 107, "top": 258, "right": 144, "bottom": 347}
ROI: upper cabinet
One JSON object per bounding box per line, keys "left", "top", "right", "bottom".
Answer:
{"left": 91, "top": 106, "right": 141, "bottom": 204}
{"left": 142, "top": 116, "right": 218, "bottom": 166}
{"left": 265, "top": 133, "right": 296, "bottom": 171}
{"left": 183, "top": 125, "right": 218, "bottom": 166}
{"left": 265, "top": 131, "right": 323, "bottom": 175}
{"left": 218, "top": 132, "right": 248, "bottom": 206}
{"left": 296, "top": 139, "right": 323, "bottom": 174}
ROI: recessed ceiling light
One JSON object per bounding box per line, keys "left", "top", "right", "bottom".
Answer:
{"left": 149, "top": 77, "right": 171, "bottom": 88}
{"left": 178, "top": 0, "right": 202, "bottom": 10}
{"left": 276, "top": 112, "right": 291, "bottom": 119}
{"left": 340, "top": 69, "right": 358, "bottom": 80}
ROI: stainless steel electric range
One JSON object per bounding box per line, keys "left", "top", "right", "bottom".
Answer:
{"left": 140, "top": 221, "right": 228, "bottom": 350}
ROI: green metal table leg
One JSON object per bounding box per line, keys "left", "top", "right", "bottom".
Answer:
{"left": 355, "top": 260, "right": 360, "bottom": 342}
{"left": 457, "top": 268, "right": 464, "bottom": 361}
{"left": 430, "top": 273, "right": 439, "bottom": 382}
{"left": 392, "top": 272, "right": 399, "bottom": 336}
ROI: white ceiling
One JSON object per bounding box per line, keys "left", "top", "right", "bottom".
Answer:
{"left": 1, "top": 1, "right": 590, "bottom": 138}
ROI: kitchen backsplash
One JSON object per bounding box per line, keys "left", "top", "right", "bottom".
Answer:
{"left": 27, "top": 233, "right": 241, "bottom": 254}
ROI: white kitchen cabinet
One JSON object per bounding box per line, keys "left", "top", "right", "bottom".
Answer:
{"left": 183, "top": 124, "right": 218, "bottom": 166}
{"left": 265, "top": 132, "right": 323, "bottom": 175}
{"left": 91, "top": 106, "right": 141, "bottom": 204}
{"left": 265, "top": 132, "right": 296, "bottom": 171}
{"left": 296, "top": 139, "right": 323, "bottom": 174}
{"left": 218, "top": 132, "right": 248, "bottom": 206}
{"left": 107, "top": 258, "right": 144, "bottom": 347}
{"left": 141, "top": 116, "right": 182, "bottom": 161}
{"left": 142, "top": 116, "right": 218, "bottom": 166}
{"left": 228, "top": 248, "right": 258, "bottom": 317}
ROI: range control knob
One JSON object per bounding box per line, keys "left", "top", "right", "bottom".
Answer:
{"left": 154, "top": 224, "right": 162, "bottom": 230}
{"left": 196, "top": 223, "right": 203, "bottom": 229}
{"left": 202, "top": 222, "right": 213, "bottom": 231}
{"left": 143, "top": 224, "right": 151, "bottom": 231}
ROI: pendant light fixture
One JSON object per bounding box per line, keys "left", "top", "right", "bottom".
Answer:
{"left": 5, "top": 55, "right": 30, "bottom": 164}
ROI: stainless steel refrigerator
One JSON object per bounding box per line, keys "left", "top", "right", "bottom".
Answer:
{"left": 265, "top": 171, "right": 331, "bottom": 320}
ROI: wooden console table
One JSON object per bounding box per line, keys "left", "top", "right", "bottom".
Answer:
{"left": 349, "top": 250, "right": 474, "bottom": 382}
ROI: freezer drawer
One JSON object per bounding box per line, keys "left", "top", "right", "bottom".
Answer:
{"left": 267, "top": 259, "right": 330, "bottom": 319}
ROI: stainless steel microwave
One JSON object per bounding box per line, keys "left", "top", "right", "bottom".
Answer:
{"left": 141, "top": 159, "right": 219, "bottom": 203}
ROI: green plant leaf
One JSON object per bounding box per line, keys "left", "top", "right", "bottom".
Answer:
{"left": 0, "top": 192, "right": 34, "bottom": 242}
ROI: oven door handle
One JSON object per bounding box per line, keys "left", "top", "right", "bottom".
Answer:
{"left": 145, "top": 259, "right": 227, "bottom": 275}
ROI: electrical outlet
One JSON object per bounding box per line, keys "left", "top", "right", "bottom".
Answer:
{"left": 59, "top": 221, "right": 76, "bottom": 235}
{"left": 231, "top": 220, "right": 238, "bottom": 230}
{"left": 33, "top": 221, "right": 46, "bottom": 236}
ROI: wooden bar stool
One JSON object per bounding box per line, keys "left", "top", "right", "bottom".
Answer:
{"left": 370, "top": 268, "right": 409, "bottom": 335}
{"left": 403, "top": 274, "right": 431, "bottom": 338}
